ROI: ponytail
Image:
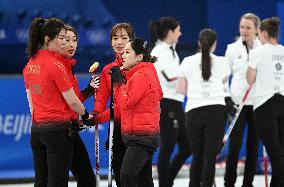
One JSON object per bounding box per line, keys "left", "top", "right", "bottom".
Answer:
{"left": 201, "top": 40, "right": 211, "bottom": 81}
{"left": 198, "top": 28, "right": 217, "bottom": 81}
{"left": 26, "top": 18, "right": 46, "bottom": 58}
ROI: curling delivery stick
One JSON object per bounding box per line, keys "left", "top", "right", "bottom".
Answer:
{"left": 89, "top": 61, "right": 100, "bottom": 187}
{"left": 107, "top": 68, "right": 115, "bottom": 187}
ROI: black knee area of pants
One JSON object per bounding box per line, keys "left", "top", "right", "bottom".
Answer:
{"left": 120, "top": 171, "right": 136, "bottom": 186}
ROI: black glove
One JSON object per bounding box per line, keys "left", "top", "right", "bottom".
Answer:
{"left": 80, "top": 78, "right": 95, "bottom": 99}
{"left": 109, "top": 66, "right": 125, "bottom": 84}
{"left": 81, "top": 110, "right": 97, "bottom": 127}
{"left": 82, "top": 117, "right": 97, "bottom": 127}
{"left": 81, "top": 85, "right": 94, "bottom": 98}
{"left": 67, "top": 121, "right": 83, "bottom": 137}
{"left": 70, "top": 121, "right": 84, "bottom": 131}
{"left": 225, "top": 97, "right": 237, "bottom": 121}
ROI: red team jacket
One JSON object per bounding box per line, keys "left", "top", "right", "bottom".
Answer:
{"left": 23, "top": 50, "right": 73, "bottom": 124}
{"left": 93, "top": 54, "right": 122, "bottom": 123}
{"left": 115, "top": 62, "right": 163, "bottom": 136}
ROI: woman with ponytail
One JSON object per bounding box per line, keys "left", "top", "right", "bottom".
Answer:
{"left": 110, "top": 38, "right": 162, "bottom": 187}
{"left": 247, "top": 17, "right": 284, "bottom": 187}
{"left": 149, "top": 16, "right": 191, "bottom": 187}
{"left": 177, "top": 28, "right": 230, "bottom": 186}
{"left": 23, "top": 18, "right": 94, "bottom": 186}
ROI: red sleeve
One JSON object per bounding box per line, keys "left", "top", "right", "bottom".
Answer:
{"left": 51, "top": 61, "right": 73, "bottom": 92}
{"left": 118, "top": 72, "right": 150, "bottom": 109}
{"left": 93, "top": 66, "right": 111, "bottom": 113}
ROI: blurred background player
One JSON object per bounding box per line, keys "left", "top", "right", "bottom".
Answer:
{"left": 224, "top": 13, "right": 261, "bottom": 187}
{"left": 149, "top": 16, "right": 191, "bottom": 187}
{"left": 247, "top": 16, "right": 284, "bottom": 187}
{"left": 177, "top": 28, "right": 230, "bottom": 187}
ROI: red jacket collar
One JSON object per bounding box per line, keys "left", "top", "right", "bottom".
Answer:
{"left": 52, "top": 52, "right": 77, "bottom": 69}
{"left": 114, "top": 54, "right": 123, "bottom": 66}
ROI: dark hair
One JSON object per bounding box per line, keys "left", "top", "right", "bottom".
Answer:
{"left": 198, "top": 28, "right": 217, "bottom": 81}
{"left": 260, "top": 17, "right": 280, "bottom": 39}
{"left": 110, "top": 22, "right": 135, "bottom": 41}
{"left": 149, "top": 17, "right": 179, "bottom": 50}
{"left": 64, "top": 24, "right": 78, "bottom": 39}
{"left": 26, "top": 17, "right": 65, "bottom": 58}
{"left": 130, "top": 38, "right": 157, "bottom": 63}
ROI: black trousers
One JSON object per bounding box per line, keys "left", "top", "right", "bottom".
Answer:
{"left": 186, "top": 105, "right": 225, "bottom": 187}
{"left": 224, "top": 106, "right": 259, "bottom": 187}
{"left": 30, "top": 124, "right": 73, "bottom": 187}
{"left": 70, "top": 132, "right": 96, "bottom": 187}
{"left": 158, "top": 98, "right": 191, "bottom": 187}
{"left": 254, "top": 94, "right": 284, "bottom": 187}
{"left": 105, "top": 121, "right": 127, "bottom": 187}
{"left": 120, "top": 144, "right": 154, "bottom": 187}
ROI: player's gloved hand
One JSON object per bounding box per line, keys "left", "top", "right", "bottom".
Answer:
{"left": 225, "top": 97, "right": 237, "bottom": 121}
{"left": 81, "top": 110, "right": 98, "bottom": 127}
{"left": 67, "top": 121, "right": 84, "bottom": 137}
{"left": 70, "top": 121, "right": 84, "bottom": 131}
{"left": 109, "top": 66, "right": 125, "bottom": 84}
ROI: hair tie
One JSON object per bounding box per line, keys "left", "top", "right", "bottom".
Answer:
{"left": 143, "top": 41, "right": 148, "bottom": 49}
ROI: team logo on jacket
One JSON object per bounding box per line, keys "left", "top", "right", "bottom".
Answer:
{"left": 275, "top": 63, "right": 282, "bottom": 71}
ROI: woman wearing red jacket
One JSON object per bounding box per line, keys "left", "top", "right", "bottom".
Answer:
{"left": 111, "top": 38, "right": 163, "bottom": 187}
{"left": 55, "top": 25, "right": 99, "bottom": 187}
{"left": 93, "top": 22, "right": 134, "bottom": 187}
{"left": 23, "top": 18, "right": 94, "bottom": 187}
